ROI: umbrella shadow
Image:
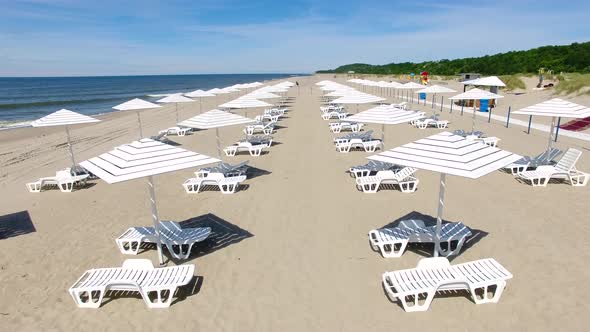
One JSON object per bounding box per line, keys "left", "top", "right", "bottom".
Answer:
{"left": 245, "top": 166, "right": 272, "bottom": 180}
{"left": 174, "top": 213, "right": 253, "bottom": 261}
{"left": 0, "top": 211, "right": 36, "bottom": 240}
{"left": 380, "top": 211, "right": 488, "bottom": 261}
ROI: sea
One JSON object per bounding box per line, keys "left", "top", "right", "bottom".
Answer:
{"left": 0, "top": 74, "right": 303, "bottom": 129}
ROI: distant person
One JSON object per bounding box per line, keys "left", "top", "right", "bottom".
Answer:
{"left": 296, "top": 81, "right": 299, "bottom": 86}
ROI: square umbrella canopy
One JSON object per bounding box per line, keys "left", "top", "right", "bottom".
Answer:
{"left": 512, "top": 98, "right": 590, "bottom": 151}
{"left": 156, "top": 94, "right": 195, "bottom": 123}
{"left": 80, "top": 138, "right": 220, "bottom": 264}
{"left": 184, "top": 89, "right": 216, "bottom": 113}
{"left": 113, "top": 98, "right": 162, "bottom": 139}
{"left": 178, "top": 109, "right": 256, "bottom": 157}
{"left": 368, "top": 131, "right": 521, "bottom": 257}
{"left": 345, "top": 104, "right": 425, "bottom": 141}
{"left": 31, "top": 109, "right": 100, "bottom": 168}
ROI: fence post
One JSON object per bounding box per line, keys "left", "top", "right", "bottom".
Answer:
{"left": 440, "top": 96, "right": 443, "bottom": 112}
{"left": 450, "top": 101, "right": 453, "bottom": 113}
{"left": 488, "top": 107, "right": 492, "bottom": 123}
{"left": 506, "top": 106, "right": 511, "bottom": 127}
{"left": 527, "top": 115, "right": 533, "bottom": 134}
{"left": 431, "top": 95, "right": 435, "bottom": 108}
{"left": 554, "top": 117, "right": 561, "bottom": 142}
{"left": 460, "top": 103, "right": 464, "bottom": 116}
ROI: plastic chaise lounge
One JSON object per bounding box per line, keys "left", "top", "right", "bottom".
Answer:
{"left": 69, "top": 259, "right": 195, "bottom": 309}
{"left": 239, "top": 135, "right": 273, "bottom": 148}
{"left": 159, "top": 126, "right": 191, "bottom": 136}
{"left": 503, "top": 148, "right": 562, "bottom": 175}
{"left": 116, "top": 220, "right": 211, "bottom": 259}
{"left": 356, "top": 167, "right": 419, "bottom": 193}
{"left": 26, "top": 168, "right": 89, "bottom": 193}
{"left": 518, "top": 148, "right": 589, "bottom": 187}
{"left": 382, "top": 257, "right": 512, "bottom": 312}
{"left": 224, "top": 141, "right": 267, "bottom": 157}
{"left": 244, "top": 122, "right": 274, "bottom": 135}
{"left": 322, "top": 110, "right": 348, "bottom": 120}
{"left": 349, "top": 160, "right": 399, "bottom": 178}
{"left": 414, "top": 118, "right": 449, "bottom": 129}
{"left": 255, "top": 113, "right": 280, "bottom": 123}
{"left": 329, "top": 121, "right": 364, "bottom": 133}
{"left": 369, "top": 219, "right": 472, "bottom": 258}
{"left": 183, "top": 172, "right": 246, "bottom": 194}
{"left": 198, "top": 161, "right": 249, "bottom": 177}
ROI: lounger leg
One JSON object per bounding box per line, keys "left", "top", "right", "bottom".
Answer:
{"left": 470, "top": 281, "right": 506, "bottom": 304}
{"left": 167, "top": 243, "right": 194, "bottom": 260}
{"left": 436, "top": 238, "right": 466, "bottom": 257}
{"left": 399, "top": 180, "right": 418, "bottom": 193}
{"left": 59, "top": 181, "right": 74, "bottom": 192}
{"left": 219, "top": 182, "right": 238, "bottom": 194}
{"left": 530, "top": 176, "right": 549, "bottom": 187}
{"left": 116, "top": 239, "right": 142, "bottom": 255}
{"left": 141, "top": 287, "right": 177, "bottom": 308}
{"left": 70, "top": 287, "right": 106, "bottom": 308}
{"left": 379, "top": 241, "right": 408, "bottom": 258}
{"left": 383, "top": 276, "right": 435, "bottom": 312}
{"left": 26, "top": 182, "right": 42, "bottom": 192}
{"left": 358, "top": 182, "right": 379, "bottom": 193}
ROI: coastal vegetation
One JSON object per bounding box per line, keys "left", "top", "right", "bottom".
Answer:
{"left": 317, "top": 42, "right": 590, "bottom": 76}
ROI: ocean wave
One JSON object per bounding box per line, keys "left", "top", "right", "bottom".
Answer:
{"left": 0, "top": 120, "right": 33, "bottom": 130}
{"left": 0, "top": 96, "right": 131, "bottom": 110}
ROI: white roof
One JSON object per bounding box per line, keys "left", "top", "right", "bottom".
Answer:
{"left": 449, "top": 88, "right": 504, "bottom": 100}
{"left": 368, "top": 132, "right": 521, "bottom": 179}
{"left": 345, "top": 105, "right": 425, "bottom": 125}
{"left": 416, "top": 85, "right": 456, "bottom": 94}
{"left": 331, "top": 94, "right": 386, "bottom": 104}
{"left": 398, "top": 82, "right": 425, "bottom": 89}
{"left": 185, "top": 89, "right": 216, "bottom": 98}
{"left": 462, "top": 76, "right": 506, "bottom": 87}
{"left": 512, "top": 98, "right": 590, "bottom": 118}
{"left": 79, "top": 138, "right": 220, "bottom": 184}
{"left": 178, "top": 109, "right": 255, "bottom": 129}
{"left": 113, "top": 98, "right": 161, "bottom": 111}
{"left": 31, "top": 109, "right": 100, "bottom": 127}
{"left": 219, "top": 97, "right": 272, "bottom": 108}
{"left": 156, "top": 94, "right": 194, "bottom": 103}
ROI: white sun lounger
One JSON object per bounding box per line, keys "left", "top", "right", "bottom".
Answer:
{"left": 159, "top": 126, "right": 191, "bottom": 136}
{"left": 255, "top": 114, "right": 280, "bottom": 123}
{"left": 69, "top": 259, "right": 195, "bottom": 309}
{"left": 336, "top": 138, "right": 382, "bottom": 153}
{"left": 382, "top": 257, "right": 512, "bottom": 312}
{"left": 414, "top": 118, "right": 449, "bottom": 129}
{"left": 356, "top": 167, "right": 418, "bottom": 193}
{"left": 116, "top": 221, "right": 211, "bottom": 259}
{"left": 369, "top": 220, "right": 472, "bottom": 258}
{"left": 322, "top": 111, "right": 348, "bottom": 120}
{"left": 26, "top": 168, "right": 89, "bottom": 193}
{"left": 466, "top": 135, "right": 500, "bottom": 147}
{"left": 329, "top": 121, "right": 364, "bottom": 133}
{"left": 244, "top": 122, "right": 274, "bottom": 135}
{"left": 183, "top": 173, "right": 246, "bottom": 194}
{"left": 349, "top": 160, "right": 398, "bottom": 178}
{"left": 224, "top": 142, "right": 266, "bottom": 156}
{"left": 503, "top": 148, "right": 562, "bottom": 175}
{"left": 518, "top": 148, "right": 589, "bottom": 187}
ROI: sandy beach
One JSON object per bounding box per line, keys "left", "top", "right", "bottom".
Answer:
{"left": 1, "top": 74, "right": 589, "bottom": 331}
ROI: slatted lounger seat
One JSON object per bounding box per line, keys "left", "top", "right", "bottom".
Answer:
{"left": 255, "top": 114, "right": 280, "bottom": 123}
{"left": 414, "top": 118, "right": 449, "bottom": 129}
{"left": 183, "top": 174, "right": 246, "bottom": 194}
{"left": 244, "top": 122, "right": 274, "bottom": 135}
{"left": 158, "top": 126, "right": 191, "bottom": 136}
{"left": 518, "top": 148, "right": 589, "bottom": 187}
{"left": 69, "top": 259, "right": 195, "bottom": 308}
{"left": 382, "top": 257, "right": 512, "bottom": 312}
{"left": 26, "top": 169, "right": 89, "bottom": 193}
{"left": 356, "top": 167, "right": 418, "bottom": 193}
{"left": 329, "top": 121, "right": 364, "bottom": 133}
{"left": 349, "top": 160, "right": 398, "bottom": 178}
{"left": 224, "top": 142, "right": 266, "bottom": 156}
{"left": 503, "top": 148, "right": 562, "bottom": 175}
{"left": 369, "top": 220, "right": 472, "bottom": 257}
{"left": 116, "top": 221, "right": 211, "bottom": 259}
{"left": 335, "top": 138, "right": 382, "bottom": 153}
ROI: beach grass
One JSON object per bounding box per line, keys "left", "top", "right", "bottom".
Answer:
{"left": 499, "top": 75, "right": 526, "bottom": 91}
{"left": 555, "top": 73, "right": 590, "bottom": 95}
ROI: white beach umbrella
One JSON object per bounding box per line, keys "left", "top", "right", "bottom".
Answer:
{"left": 178, "top": 109, "right": 255, "bottom": 157}
{"left": 449, "top": 88, "right": 504, "bottom": 132}
{"left": 80, "top": 138, "right": 219, "bottom": 265}
{"left": 462, "top": 76, "right": 506, "bottom": 88}
{"left": 185, "top": 89, "right": 216, "bottom": 113}
{"left": 156, "top": 94, "right": 194, "bottom": 123}
{"left": 346, "top": 104, "right": 425, "bottom": 142}
{"left": 368, "top": 131, "right": 521, "bottom": 256}
{"left": 113, "top": 98, "right": 162, "bottom": 139}
{"left": 31, "top": 109, "right": 100, "bottom": 169}
{"left": 512, "top": 98, "right": 590, "bottom": 150}
{"left": 219, "top": 98, "right": 272, "bottom": 109}
{"left": 331, "top": 94, "right": 386, "bottom": 104}
{"left": 243, "top": 91, "right": 281, "bottom": 99}
{"left": 416, "top": 85, "right": 457, "bottom": 111}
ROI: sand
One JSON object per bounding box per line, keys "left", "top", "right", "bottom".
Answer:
{"left": 0, "top": 74, "right": 589, "bottom": 331}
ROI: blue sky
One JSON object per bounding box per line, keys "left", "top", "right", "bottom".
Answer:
{"left": 0, "top": 0, "right": 588, "bottom": 76}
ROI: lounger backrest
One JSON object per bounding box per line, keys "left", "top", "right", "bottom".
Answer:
{"left": 534, "top": 148, "right": 562, "bottom": 163}
{"left": 555, "top": 148, "right": 582, "bottom": 173}
{"left": 394, "top": 167, "right": 417, "bottom": 180}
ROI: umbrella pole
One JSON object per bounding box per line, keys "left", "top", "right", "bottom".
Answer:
{"left": 434, "top": 173, "right": 447, "bottom": 257}
{"left": 471, "top": 102, "right": 476, "bottom": 133}
{"left": 381, "top": 123, "right": 385, "bottom": 143}
{"left": 175, "top": 103, "right": 179, "bottom": 123}
{"left": 199, "top": 98, "right": 202, "bottom": 114}
{"left": 65, "top": 125, "right": 76, "bottom": 168}
{"left": 147, "top": 175, "right": 165, "bottom": 265}
{"left": 547, "top": 116, "right": 556, "bottom": 151}
{"left": 216, "top": 127, "right": 222, "bottom": 159}
{"left": 136, "top": 111, "right": 143, "bottom": 139}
